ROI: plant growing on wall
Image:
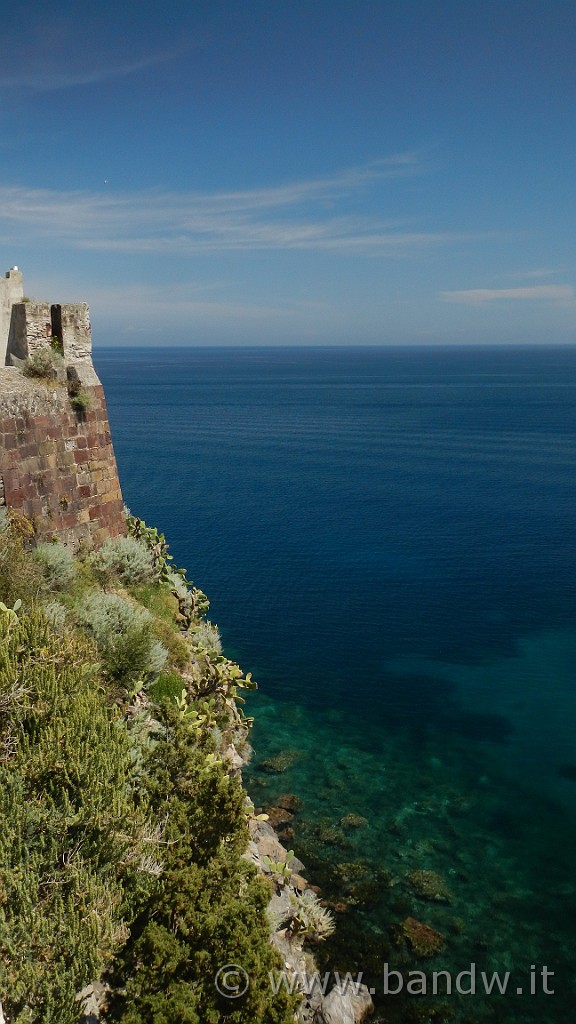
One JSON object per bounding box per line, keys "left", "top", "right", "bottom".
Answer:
{"left": 22, "top": 344, "right": 63, "bottom": 380}
{"left": 70, "top": 390, "right": 93, "bottom": 411}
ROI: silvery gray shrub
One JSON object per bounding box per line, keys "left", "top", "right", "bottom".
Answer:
{"left": 33, "top": 542, "right": 76, "bottom": 591}
{"left": 91, "top": 536, "right": 157, "bottom": 586}
{"left": 78, "top": 592, "right": 167, "bottom": 687}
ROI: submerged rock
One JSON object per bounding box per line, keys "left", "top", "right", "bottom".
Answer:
{"left": 405, "top": 869, "right": 452, "bottom": 903}
{"left": 276, "top": 792, "right": 303, "bottom": 812}
{"left": 266, "top": 805, "right": 296, "bottom": 829}
{"left": 257, "top": 749, "right": 300, "bottom": 773}
{"left": 340, "top": 813, "right": 368, "bottom": 830}
{"left": 400, "top": 917, "right": 447, "bottom": 957}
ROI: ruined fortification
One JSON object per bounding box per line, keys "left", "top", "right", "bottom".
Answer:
{"left": 0, "top": 268, "right": 126, "bottom": 548}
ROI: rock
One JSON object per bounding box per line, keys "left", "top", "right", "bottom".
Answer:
{"left": 291, "top": 872, "right": 309, "bottom": 891}
{"left": 66, "top": 364, "right": 81, "bottom": 396}
{"left": 348, "top": 984, "right": 375, "bottom": 1022}
{"left": 76, "top": 981, "right": 110, "bottom": 1022}
{"left": 245, "top": 819, "right": 305, "bottom": 875}
{"left": 268, "top": 888, "right": 292, "bottom": 929}
{"left": 223, "top": 743, "right": 245, "bottom": 772}
{"left": 334, "top": 861, "right": 368, "bottom": 884}
{"left": 315, "top": 981, "right": 374, "bottom": 1023}
{"left": 276, "top": 792, "right": 302, "bottom": 812}
{"left": 400, "top": 917, "right": 446, "bottom": 957}
{"left": 340, "top": 813, "right": 368, "bottom": 830}
{"left": 257, "top": 749, "right": 300, "bottom": 773}
{"left": 289, "top": 853, "right": 305, "bottom": 874}
{"left": 324, "top": 899, "right": 349, "bottom": 914}
{"left": 405, "top": 870, "right": 451, "bottom": 903}
{"left": 266, "top": 805, "right": 295, "bottom": 829}
{"left": 258, "top": 833, "right": 290, "bottom": 864}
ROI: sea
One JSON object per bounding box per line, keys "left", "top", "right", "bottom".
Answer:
{"left": 95, "top": 345, "right": 576, "bottom": 1024}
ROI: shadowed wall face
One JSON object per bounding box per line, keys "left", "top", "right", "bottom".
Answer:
{"left": 0, "top": 269, "right": 23, "bottom": 364}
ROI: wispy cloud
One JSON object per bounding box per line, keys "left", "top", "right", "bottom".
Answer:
{"left": 85, "top": 281, "right": 326, "bottom": 325}
{"left": 505, "top": 267, "right": 571, "bottom": 281}
{"left": 0, "top": 158, "right": 486, "bottom": 256}
{"left": 441, "top": 285, "right": 574, "bottom": 305}
{"left": 0, "top": 47, "right": 181, "bottom": 92}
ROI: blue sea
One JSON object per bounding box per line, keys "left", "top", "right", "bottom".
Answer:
{"left": 95, "top": 345, "right": 576, "bottom": 1024}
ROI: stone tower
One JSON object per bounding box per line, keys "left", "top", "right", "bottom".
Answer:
{"left": 0, "top": 268, "right": 126, "bottom": 548}
{"left": 0, "top": 267, "right": 24, "bottom": 362}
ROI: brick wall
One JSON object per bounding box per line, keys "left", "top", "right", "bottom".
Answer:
{"left": 0, "top": 368, "right": 126, "bottom": 549}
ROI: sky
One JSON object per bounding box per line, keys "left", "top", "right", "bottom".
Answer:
{"left": 0, "top": 0, "right": 574, "bottom": 347}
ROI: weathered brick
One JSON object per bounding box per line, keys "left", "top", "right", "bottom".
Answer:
{"left": 0, "top": 364, "right": 126, "bottom": 548}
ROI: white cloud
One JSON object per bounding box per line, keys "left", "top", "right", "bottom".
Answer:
{"left": 505, "top": 267, "right": 571, "bottom": 281}
{"left": 0, "top": 39, "right": 183, "bottom": 92}
{"left": 0, "top": 157, "right": 487, "bottom": 257}
{"left": 441, "top": 285, "right": 574, "bottom": 305}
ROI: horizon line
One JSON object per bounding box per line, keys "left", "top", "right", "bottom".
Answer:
{"left": 93, "top": 340, "right": 576, "bottom": 351}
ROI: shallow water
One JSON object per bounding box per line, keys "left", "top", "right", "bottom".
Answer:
{"left": 96, "top": 344, "right": 576, "bottom": 1022}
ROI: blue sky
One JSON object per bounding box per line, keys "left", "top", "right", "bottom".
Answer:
{"left": 0, "top": 0, "right": 574, "bottom": 346}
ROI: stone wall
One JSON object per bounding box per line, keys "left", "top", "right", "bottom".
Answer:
{"left": 0, "top": 368, "right": 126, "bottom": 549}
{"left": 0, "top": 270, "right": 126, "bottom": 549}
{"left": 0, "top": 268, "right": 23, "bottom": 360}
{"left": 5, "top": 301, "right": 93, "bottom": 366}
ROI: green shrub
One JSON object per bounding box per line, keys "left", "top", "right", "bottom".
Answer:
{"left": 150, "top": 670, "right": 187, "bottom": 705}
{"left": 108, "top": 707, "right": 298, "bottom": 1024}
{"left": 91, "top": 536, "right": 157, "bottom": 587}
{"left": 148, "top": 615, "right": 190, "bottom": 670}
{"left": 1, "top": 522, "right": 296, "bottom": 1024}
{"left": 33, "top": 541, "right": 76, "bottom": 591}
{"left": 70, "top": 389, "right": 93, "bottom": 412}
{"left": 77, "top": 593, "right": 167, "bottom": 688}
{"left": 22, "top": 344, "right": 63, "bottom": 380}
{"left": 0, "top": 522, "right": 44, "bottom": 607}
{"left": 0, "top": 609, "right": 151, "bottom": 1024}
{"left": 129, "top": 580, "right": 180, "bottom": 625}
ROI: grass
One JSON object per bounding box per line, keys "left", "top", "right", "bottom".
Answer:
{"left": 149, "top": 670, "right": 187, "bottom": 705}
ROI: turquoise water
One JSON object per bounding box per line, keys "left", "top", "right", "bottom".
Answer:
{"left": 95, "top": 345, "right": 576, "bottom": 1023}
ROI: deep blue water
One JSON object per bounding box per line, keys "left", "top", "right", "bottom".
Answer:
{"left": 95, "top": 345, "right": 576, "bottom": 1023}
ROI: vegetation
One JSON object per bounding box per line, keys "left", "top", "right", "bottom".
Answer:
{"left": 0, "top": 514, "right": 298, "bottom": 1024}
{"left": 22, "top": 345, "right": 63, "bottom": 380}
{"left": 33, "top": 541, "right": 77, "bottom": 591}
{"left": 91, "top": 536, "right": 157, "bottom": 587}
{"left": 287, "top": 890, "right": 336, "bottom": 943}
{"left": 69, "top": 390, "right": 93, "bottom": 413}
